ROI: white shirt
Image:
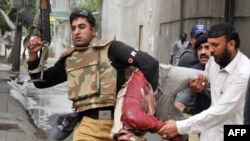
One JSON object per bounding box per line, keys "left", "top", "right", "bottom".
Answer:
{"left": 170, "top": 40, "right": 189, "bottom": 66}
{"left": 176, "top": 51, "right": 250, "bottom": 141}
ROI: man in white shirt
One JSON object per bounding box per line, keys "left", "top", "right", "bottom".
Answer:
{"left": 158, "top": 22, "right": 250, "bottom": 141}
{"left": 170, "top": 32, "right": 189, "bottom": 66}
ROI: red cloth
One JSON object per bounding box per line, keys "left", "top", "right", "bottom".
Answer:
{"left": 121, "top": 70, "right": 164, "bottom": 132}
{"left": 118, "top": 70, "right": 184, "bottom": 141}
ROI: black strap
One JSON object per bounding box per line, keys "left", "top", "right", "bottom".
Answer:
{"left": 83, "top": 106, "right": 114, "bottom": 119}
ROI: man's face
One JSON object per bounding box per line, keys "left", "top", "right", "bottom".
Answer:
{"left": 197, "top": 42, "right": 211, "bottom": 65}
{"left": 180, "top": 34, "right": 187, "bottom": 41}
{"left": 71, "top": 17, "right": 96, "bottom": 47}
{"left": 208, "top": 35, "right": 233, "bottom": 67}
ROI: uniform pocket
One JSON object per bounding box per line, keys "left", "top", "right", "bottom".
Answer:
{"left": 66, "top": 51, "right": 100, "bottom": 100}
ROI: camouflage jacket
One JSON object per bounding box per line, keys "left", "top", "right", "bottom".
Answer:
{"left": 65, "top": 38, "right": 117, "bottom": 112}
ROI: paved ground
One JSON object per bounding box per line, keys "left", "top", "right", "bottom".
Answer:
{"left": 0, "top": 62, "right": 52, "bottom": 141}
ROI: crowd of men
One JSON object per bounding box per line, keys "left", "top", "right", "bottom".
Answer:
{"left": 25, "top": 9, "right": 250, "bottom": 141}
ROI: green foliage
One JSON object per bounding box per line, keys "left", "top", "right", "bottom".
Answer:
{"left": 0, "top": 0, "right": 12, "bottom": 34}
{"left": 25, "top": 0, "right": 36, "bottom": 16}
{"left": 0, "top": 0, "right": 36, "bottom": 34}
{"left": 74, "top": 0, "right": 101, "bottom": 27}
{"left": 75, "top": 0, "right": 100, "bottom": 12}
{"left": 0, "top": 0, "right": 11, "bottom": 13}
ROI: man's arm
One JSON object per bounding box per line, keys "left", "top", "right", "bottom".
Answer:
{"left": 170, "top": 55, "right": 173, "bottom": 64}
{"left": 27, "top": 37, "right": 67, "bottom": 88}
{"left": 170, "top": 42, "right": 176, "bottom": 64}
{"left": 108, "top": 41, "right": 159, "bottom": 91}
{"left": 160, "top": 73, "right": 249, "bottom": 137}
{"left": 244, "top": 78, "right": 250, "bottom": 125}
{"left": 27, "top": 57, "right": 67, "bottom": 88}
{"left": 178, "top": 49, "right": 198, "bottom": 68}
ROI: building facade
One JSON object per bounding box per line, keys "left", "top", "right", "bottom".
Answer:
{"left": 101, "top": 0, "right": 250, "bottom": 64}
{"left": 50, "top": 0, "right": 75, "bottom": 58}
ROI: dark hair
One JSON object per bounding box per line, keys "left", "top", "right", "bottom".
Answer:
{"left": 69, "top": 9, "right": 96, "bottom": 27}
{"left": 195, "top": 34, "right": 208, "bottom": 49}
{"left": 180, "top": 32, "right": 187, "bottom": 37}
{"left": 180, "top": 32, "right": 187, "bottom": 41}
{"left": 208, "top": 22, "right": 240, "bottom": 48}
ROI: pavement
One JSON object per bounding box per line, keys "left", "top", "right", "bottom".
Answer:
{"left": 0, "top": 61, "right": 52, "bottom": 141}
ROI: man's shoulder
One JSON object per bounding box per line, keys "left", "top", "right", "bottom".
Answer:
{"left": 235, "top": 51, "right": 250, "bottom": 74}
{"left": 184, "top": 41, "right": 190, "bottom": 47}
{"left": 178, "top": 49, "right": 198, "bottom": 67}
{"left": 92, "top": 39, "right": 112, "bottom": 47}
{"left": 180, "top": 48, "right": 195, "bottom": 57}
{"left": 184, "top": 48, "right": 195, "bottom": 53}
{"left": 175, "top": 40, "right": 181, "bottom": 43}
{"left": 59, "top": 47, "right": 76, "bottom": 59}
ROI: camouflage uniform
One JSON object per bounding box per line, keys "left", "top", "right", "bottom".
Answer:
{"left": 27, "top": 37, "right": 159, "bottom": 141}
{"left": 65, "top": 38, "right": 117, "bottom": 112}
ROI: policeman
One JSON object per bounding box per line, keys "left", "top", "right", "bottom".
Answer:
{"left": 26, "top": 9, "right": 159, "bottom": 141}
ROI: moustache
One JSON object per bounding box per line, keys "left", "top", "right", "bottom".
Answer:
{"left": 199, "top": 54, "right": 209, "bottom": 58}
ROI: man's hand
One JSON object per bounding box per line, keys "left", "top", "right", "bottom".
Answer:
{"left": 158, "top": 120, "right": 178, "bottom": 139}
{"left": 27, "top": 37, "right": 43, "bottom": 61}
{"left": 189, "top": 74, "right": 208, "bottom": 93}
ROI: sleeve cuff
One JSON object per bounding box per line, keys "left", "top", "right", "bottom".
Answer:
{"left": 176, "top": 120, "right": 190, "bottom": 134}
{"left": 27, "top": 59, "right": 40, "bottom": 70}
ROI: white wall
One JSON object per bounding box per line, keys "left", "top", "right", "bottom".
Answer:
{"left": 102, "top": 0, "right": 250, "bottom": 63}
